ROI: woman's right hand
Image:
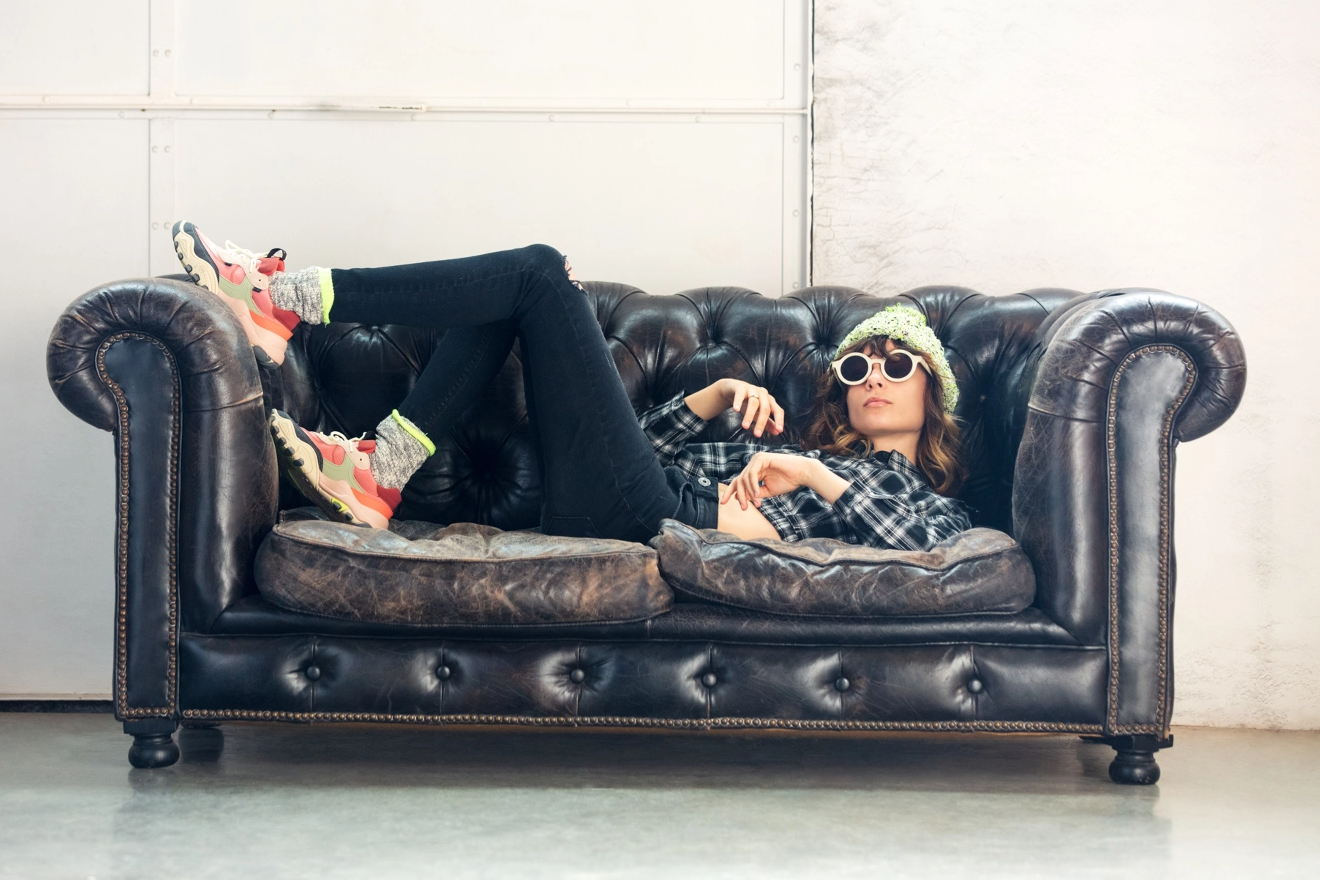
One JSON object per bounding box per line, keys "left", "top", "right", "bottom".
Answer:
{"left": 720, "top": 378, "right": 785, "bottom": 438}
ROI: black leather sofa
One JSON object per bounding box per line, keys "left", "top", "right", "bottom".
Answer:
{"left": 46, "top": 275, "right": 1245, "bottom": 784}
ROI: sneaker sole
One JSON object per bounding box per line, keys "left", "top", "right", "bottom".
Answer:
{"left": 173, "top": 222, "right": 289, "bottom": 365}
{"left": 269, "top": 412, "right": 389, "bottom": 529}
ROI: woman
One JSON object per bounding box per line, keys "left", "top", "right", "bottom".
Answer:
{"left": 170, "top": 221, "right": 972, "bottom": 550}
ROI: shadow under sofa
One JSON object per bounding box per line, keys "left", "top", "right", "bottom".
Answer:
{"left": 45, "top": 276, "right": 1246, "bottom": 784}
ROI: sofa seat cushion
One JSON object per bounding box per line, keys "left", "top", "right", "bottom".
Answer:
{"left": 255, "top": 512, "right": 673, "bottom": 626}
{"left": 650, "top": 521, "right": 1035, "bottom": 618}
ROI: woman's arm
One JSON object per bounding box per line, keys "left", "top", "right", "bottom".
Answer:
{"left": 684, "top": 378, "right": 785, "bottom": 438}
{"left": 721, "top": 453, "right": 848, "bottom": 510}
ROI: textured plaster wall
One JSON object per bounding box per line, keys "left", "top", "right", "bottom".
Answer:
{"left": 813, "top": 1, "right": 1320, "bottom": 729}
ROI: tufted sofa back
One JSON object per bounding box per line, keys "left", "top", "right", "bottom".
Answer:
{"left": 267, "top": 283, "right": 1081, "bottom": 534}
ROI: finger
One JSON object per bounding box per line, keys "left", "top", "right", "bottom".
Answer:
{"left": 737, "top": 471, "right": 754, "bottom": 509}
{"left": 742, "top": 395, "right": 760, "bottom": 429}
{"left": 754, "top": 394, "right": 772, "bottom": 436}
{"left": 748, "top": 459, "right": 763, "bottom": 499}
{"left": 728, "top": 473, "right": 744, "bottom": 508}
{"left": 726, "top": 479, "right": 743, "bottom": 506}
{"left": 731, "top": 385, "right": 745, "bottom": 414}
{"left": 771, "top": 402, "right": 786, "bottom": 433}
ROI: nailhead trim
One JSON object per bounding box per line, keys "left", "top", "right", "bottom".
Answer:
{"left": 1105, "top": 345, "right": 1196, "bottom": 736}
{"left": 179, "top": 709, "right": 1103, "bottom": 734}
{"left": 96, "top": 332, "right": 180, "bottom": 719}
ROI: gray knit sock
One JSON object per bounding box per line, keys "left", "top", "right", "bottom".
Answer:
{"left": 370, "top": 410, "right": 433, "bottom": 489}
{"left": 269, "top": 266, "right": 328, "bottom": 325}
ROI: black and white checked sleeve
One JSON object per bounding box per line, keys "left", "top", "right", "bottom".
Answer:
{"left": 831, "top": 466, "right": 974, "bottom": 551}
{"left": 636, "top": 393, "right": 776, "bottom": 484}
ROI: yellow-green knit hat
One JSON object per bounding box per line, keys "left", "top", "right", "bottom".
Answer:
{"left": 833, "top": 304, "right": 959, "bottom": 412}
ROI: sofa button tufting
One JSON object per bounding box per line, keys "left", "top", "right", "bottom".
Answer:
{"left": 569, "top": 668, "right": 586, "bottom": 684}
{"left": 968, "top": 678, "right": 984, "bottom": 693}
{"left": 835, "top": 677, "right": 851, "bottom": 692}
{"left": 436, "top": 665, "right": 452, "bottom": 681}
{"left": 304, "top": 665, "right": 321, "bottom": 681}
{"left": 701, "top": 672, "right": 718, "bottom": 688}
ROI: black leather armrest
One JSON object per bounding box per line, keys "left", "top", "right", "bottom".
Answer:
{"left": 46, "top": 278, "right": 279, "bottom": 720}
{"left": 1011, "top": 289, "right": 1246, "bottom": 735}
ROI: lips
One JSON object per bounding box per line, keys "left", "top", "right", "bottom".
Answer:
{"left": 864, "top": 397, "right": 891, "bottom": 407}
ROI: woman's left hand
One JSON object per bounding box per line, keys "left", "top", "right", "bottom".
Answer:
{"left": 720, "top": 452, "right": 819, "bottom": 510}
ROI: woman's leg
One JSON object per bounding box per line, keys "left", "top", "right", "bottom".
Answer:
{"left": 394, "top": 322, "right": 517, "bottom": 447}
{"left": 277, "top": 244, "right": 683, "bottom": 542}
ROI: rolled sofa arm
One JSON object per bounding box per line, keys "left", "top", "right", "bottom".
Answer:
{"left": 47, "top": 278, "right": 279, "bottom": 720}
{"left": 1011, "top": 289, "right": 1246, "bottom": 736}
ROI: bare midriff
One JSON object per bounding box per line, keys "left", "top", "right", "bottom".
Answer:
{"left": 716, "top": 482, "right": 782, "bottom": 540}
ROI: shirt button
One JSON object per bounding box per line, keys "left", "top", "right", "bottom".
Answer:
{"left": 697, "top": 477, "right": 711, "bottom": 487}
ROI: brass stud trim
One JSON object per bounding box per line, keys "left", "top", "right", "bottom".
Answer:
{"left": 1104, "top": 344, "right": 1196, "bottom": 735}
{"left": 96, "top": 332, "right": 180, "bottom": 720}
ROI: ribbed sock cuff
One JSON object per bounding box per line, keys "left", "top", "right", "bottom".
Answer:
{"left": 369, "top": 410, "right": 433, "bottom": 489}
{"left": 390, "top": 409, "right": 435, "bottom": 454}
{"left": 318, "top": 267, "right": 335, "bottom": 324}
{"left": 268, "top": 266, "right": 327, "bottom": 325}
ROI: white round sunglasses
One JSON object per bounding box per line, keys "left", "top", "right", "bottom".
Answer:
{"left": 830, "top": 349, "right": 932, "bottom": 386}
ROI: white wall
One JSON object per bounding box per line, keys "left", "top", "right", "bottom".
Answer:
{"left": 814, "top": 0, "right": 1320, "bottom": 729}
{"left": 7, "top": 1, "right": 1316, "bottom": 732}
{"left": 0, "top": 0, "right": 810, "bottom": 698}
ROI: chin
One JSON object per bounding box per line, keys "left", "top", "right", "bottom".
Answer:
{"left": 852, "top": 412, "right": 920, "bottom": 438}
{"left": 852, "top": 418, "right": 894, "bottom": 436}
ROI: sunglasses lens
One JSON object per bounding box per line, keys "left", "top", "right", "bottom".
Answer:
{"left": 838, "top": 353, "right": 871, "bottom": 383}
{"left": 884, "top": 351, "right": 917, "bottom": 381}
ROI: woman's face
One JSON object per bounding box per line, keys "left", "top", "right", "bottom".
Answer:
{"left": 844, "top": 339, "right": 929, "bottom": 443}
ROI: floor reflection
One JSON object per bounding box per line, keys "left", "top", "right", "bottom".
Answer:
{"left": 2, "top": 716, "right": 1315, "bottom": 879}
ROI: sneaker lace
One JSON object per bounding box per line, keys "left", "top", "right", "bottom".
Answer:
{"left": 326, "top": 430, "right": 368, "bottom": 448}
{"left": 224, "top": 240, "right": 288, "bottom": 276}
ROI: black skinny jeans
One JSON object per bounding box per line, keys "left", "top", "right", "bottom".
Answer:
{"left": 329, "top": 244, "right": 716, "bottom": 543}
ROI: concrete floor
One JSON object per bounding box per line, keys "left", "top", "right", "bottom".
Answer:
{"left": 0, "top": 717, "right": 1317, "bottom": 879}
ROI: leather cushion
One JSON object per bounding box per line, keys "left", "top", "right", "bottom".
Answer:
{"left": 650, "top": 521, "right": 1035, "bottom": 618}
{"left": 255, "top": 513, "right": 673, "bottom": 626}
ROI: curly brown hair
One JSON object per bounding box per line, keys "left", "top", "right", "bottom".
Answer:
{"left": 797, "top": 336, "right": 967, "bottom": 496}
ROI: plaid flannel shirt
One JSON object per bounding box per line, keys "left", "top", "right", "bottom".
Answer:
{"left": 638, "top": 393, "right": 973, "bottom": 551}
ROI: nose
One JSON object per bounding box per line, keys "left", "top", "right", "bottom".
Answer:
{"left": 866, "top": 363, "right": 886, "bottom": 386}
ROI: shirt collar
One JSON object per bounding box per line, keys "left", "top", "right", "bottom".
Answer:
{"left": 842, "top": 440, "right": 924, "bottom": 478}
{"left": 875, "top": 446, "right": 923, "bottom": 477}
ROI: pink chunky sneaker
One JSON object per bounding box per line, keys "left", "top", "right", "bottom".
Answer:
{"left": 171, "top": 220, "right": 302, "bottom": 364}
{"left": 269, "top": 409, "right": 402, "bottom": 529}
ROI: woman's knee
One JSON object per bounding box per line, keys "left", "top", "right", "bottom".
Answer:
{"left": 519, "top": 243, "right": 567, "bottom": 278}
